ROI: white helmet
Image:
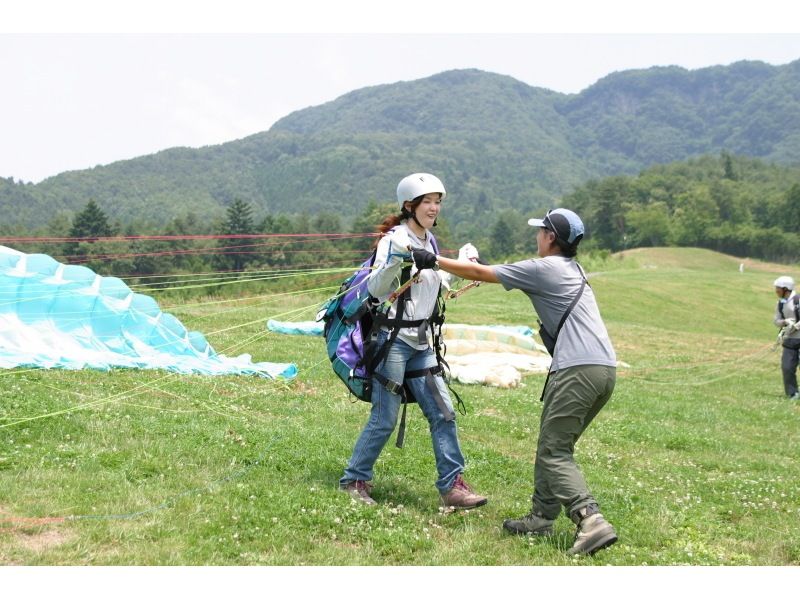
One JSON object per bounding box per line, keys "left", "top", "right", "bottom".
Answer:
{"left": 396, "top": 173, "right": 446, "bottom": 209}
{"left": 774, "top": 276, "right": 795, "bottom": 290}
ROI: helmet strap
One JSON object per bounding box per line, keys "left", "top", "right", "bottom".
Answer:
{"left": 402, "top": 202, "right": 425, "bottom": 229}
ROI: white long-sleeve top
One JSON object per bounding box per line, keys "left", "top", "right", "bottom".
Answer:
{"left": 366, "top": 224, "right": 452, "bottom": 350}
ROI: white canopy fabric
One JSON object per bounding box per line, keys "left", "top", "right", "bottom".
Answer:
{"left": 442, "top": 324, "right": 551, "bottom": 388}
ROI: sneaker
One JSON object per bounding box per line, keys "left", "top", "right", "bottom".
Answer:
{"left": 502, "top": 511, "right": 555, "bottom": 536}
{"left": 568, "top": 506, "right": 617, "bottom": 556}
{"left": 441, "top": 474, "right": 488, "bottom": 510}
{"left": 341, "top": 480, "right": 377, "bottom": 506}
{"left": 790, "top": 393, "right": 800, "bottom": 401}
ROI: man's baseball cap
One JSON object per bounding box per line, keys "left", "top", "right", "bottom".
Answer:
{"left": 528, "top": 208, "right": 585, "bottom": 246}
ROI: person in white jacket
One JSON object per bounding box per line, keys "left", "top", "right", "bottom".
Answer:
{"left": 339, "top": 173, "right": 487, "bottom": 510}
{"left": 773, "top": 275, "right": 800, "bottom": 400}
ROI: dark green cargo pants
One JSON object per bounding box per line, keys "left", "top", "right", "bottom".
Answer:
{"left": 533, "top": 364, "right": 616, "bottom": 520}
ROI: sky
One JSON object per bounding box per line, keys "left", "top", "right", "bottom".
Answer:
{"left": 2, "top": 1, "right": 800, "bottom": 183}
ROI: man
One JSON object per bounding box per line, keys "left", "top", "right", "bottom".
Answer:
{"left": 409, "top": 208, "right": 617, "bottom": 556}
{"left": 773, "top": 275, "right": 800, "bottom": 401}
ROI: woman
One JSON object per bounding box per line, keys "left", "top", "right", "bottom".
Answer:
{"left": 410, "top": 208, "right": 618, "bottom": 556}
{"left": 339, "top": 173, "right": 487, "bottom": 510}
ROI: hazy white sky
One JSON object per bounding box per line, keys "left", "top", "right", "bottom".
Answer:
{"left": 2, "top": 2, "right": 800, "bottom": 183}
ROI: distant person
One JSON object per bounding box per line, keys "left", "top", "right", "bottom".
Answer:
{"left": 409, "top": 207, "right": 618, "bottom": 556}
{"left": 773, "top": 276, "right": 800, "bottom": 400}
{"left": 339, "top": 173, "right": 487, "bottom": 510}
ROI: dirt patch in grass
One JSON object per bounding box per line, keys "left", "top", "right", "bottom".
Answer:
{"left": 16, "top": 528, "right": 71, "bottom": 553}
{"left": 0, "top": 505, "right": 74, "bottom": 561}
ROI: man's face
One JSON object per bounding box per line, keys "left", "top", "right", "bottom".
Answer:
{"left": 536, "top": 226, "right": 555, "bottom": 257}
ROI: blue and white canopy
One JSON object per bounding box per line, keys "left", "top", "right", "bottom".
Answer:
{"left": 0, "top": 245, "right": 296, "bottom": 379}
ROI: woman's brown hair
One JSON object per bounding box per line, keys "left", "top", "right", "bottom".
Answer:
{"left": 371, "top": 197, "right": 423, "bottom": 249}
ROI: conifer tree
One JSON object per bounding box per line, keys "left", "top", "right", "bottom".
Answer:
{"left": 69, "top": 199, "right": 112, "bottom": 240}
{"left": 216, "top": 199, "right": 256, "bottom": 271}
{"left": 64, "top": 199, "right": 113, "bottom": 261}
{"left": 489, "top": 216, "right": 515, "bottom": 260}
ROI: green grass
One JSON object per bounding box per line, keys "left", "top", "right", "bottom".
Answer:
{"left": 1, "top": 247, "right": 799, "bottom": 565}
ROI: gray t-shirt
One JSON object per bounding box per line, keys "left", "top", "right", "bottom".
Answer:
{"left": 493, "top": 256, "right": 616, "bottom": 371}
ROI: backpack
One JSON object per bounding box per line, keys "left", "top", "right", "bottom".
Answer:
{"left": 318, "top": 231, "right": 441, "bottom": 403}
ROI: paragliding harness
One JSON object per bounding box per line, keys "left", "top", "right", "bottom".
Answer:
{"left": 319, "top": 231, "right": 464, "bottom": 447}
{"left": 775, "top": 294, "right": 800, "bottom": 348}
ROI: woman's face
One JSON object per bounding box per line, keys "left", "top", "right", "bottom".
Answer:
{"left": 409, "top": 193, "right": 442, "bottom": 230}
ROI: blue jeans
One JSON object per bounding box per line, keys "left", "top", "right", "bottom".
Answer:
{"left": 340, "top": 331, "right": 465, "bottom": 494}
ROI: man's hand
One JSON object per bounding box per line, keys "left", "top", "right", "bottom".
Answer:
{"left": 410, "top": 247, "right": 438, "bottom": 270}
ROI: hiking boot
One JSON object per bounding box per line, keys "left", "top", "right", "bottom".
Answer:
{"left": 441, "top": 474, "right": 487, "bottom": 510}
{"left": 568, "top": 505, "right": 617, "bottom": 556}
{"left": 341, "top": 480, "right": 377, "bottom": 506}
{"left": 502, "top": 511, "right": 555, "bottom": 536}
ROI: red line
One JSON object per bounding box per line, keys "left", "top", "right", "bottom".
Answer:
{"left": 0, "top": 232, "right": 378, "bottom": 244}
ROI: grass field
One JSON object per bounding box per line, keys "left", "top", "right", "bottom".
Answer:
{"left": 1, "top": 247, "right": 799, "bottom": 566}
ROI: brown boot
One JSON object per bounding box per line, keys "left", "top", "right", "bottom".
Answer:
{"left": 341, "top": 480, "right": 377, "bottom": 506}
{"left": 441, "top": 474, "right": 487, "bottom": 510}
{"left": 568, "top": 505, "right": 617, "bottom": 555}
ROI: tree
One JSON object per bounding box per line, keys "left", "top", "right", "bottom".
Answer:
{"left": 45, "top": 211, "right": 73, "bottom": 258}
{"left": 591, "top": 178, "right": 630, "bottom": 252}
{"left": 69, "top": 199, "right": 112, "bottom": 241}
{"left": 488, "top": 215, "right": 515, "bottom": 260}
{"left": 65, "top": 199, "right": 114, "bottom": 261}
{"left": 216, "top": 199, "right": 256, "bottom": 272}
{"left": 721, "top": 151, "right": 738, "bottom": 181}
{"left": 313, "top": 211, "right": 342, "bottom": 234}
{"left": 166, "top": 213, "right": 207, "bottom": 272}
{"left": 128, "top": 223, "right": 159, "bottom": 277}
{"left": 670, "top": 188, "right": 719, "bottom": 247}
{"left": 626, "top": 202, "right": 671, "bottom": 247}
{"left": 782, "top": 184, "right": 800, "bottom": 233}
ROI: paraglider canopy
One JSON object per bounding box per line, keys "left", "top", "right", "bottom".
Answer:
{"left": 0, "top": 244, "right": 296, "bottom": 378}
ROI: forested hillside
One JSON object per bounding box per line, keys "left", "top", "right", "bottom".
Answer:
{"left": 3, "top": 154, "right": 799, "bottom": 284}
{"left": 562, "top": 154, "right": 800, "bottom": 263}
{"left": 1, "top": 60, "right": 799, "bottom": 238}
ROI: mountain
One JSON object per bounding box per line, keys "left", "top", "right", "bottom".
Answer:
{"left": 2, "top": 60, "right": 799, "bottom": 231}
